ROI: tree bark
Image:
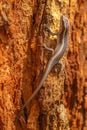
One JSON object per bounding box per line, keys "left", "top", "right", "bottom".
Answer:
{"left": 0, "top": 0, "right": 87, "bottom": 130}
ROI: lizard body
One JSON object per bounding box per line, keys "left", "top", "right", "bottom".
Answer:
{"left": 16, "top": 15, "right": 70, "bottom": 120}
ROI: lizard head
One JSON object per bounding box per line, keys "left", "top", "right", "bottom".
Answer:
{"left": 62, "top": 15, "right": 70, "bottom": 29}
{"left": 62, "top": 15, "right": 70, "bottom": 30}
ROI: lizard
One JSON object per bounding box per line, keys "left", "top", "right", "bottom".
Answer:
{"left": 15, "top": 15, "right": 70, "bottom": 122}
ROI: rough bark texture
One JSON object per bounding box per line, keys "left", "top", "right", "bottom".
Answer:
{"left": 0, "top": 0, "right": 86, "bottom": 130}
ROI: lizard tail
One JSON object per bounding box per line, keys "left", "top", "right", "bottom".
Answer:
{"left": 15, "top": 58, "right": 53, "bottom": 123}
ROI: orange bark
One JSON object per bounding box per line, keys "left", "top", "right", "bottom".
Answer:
{"left": 0, "top": 0, "right": 86, "bottom": 130}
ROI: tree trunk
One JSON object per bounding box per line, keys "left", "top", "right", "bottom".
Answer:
{"left": 0, "top": 0, "right": 86, "bottom": 130}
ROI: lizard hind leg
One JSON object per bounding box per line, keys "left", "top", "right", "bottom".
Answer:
{"left": 58, "top": 61, "right": 64, "bottom": 72}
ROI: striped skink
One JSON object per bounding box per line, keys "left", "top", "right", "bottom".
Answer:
{"left": 16, "top": 15, "right": 70, "bottom": 121}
